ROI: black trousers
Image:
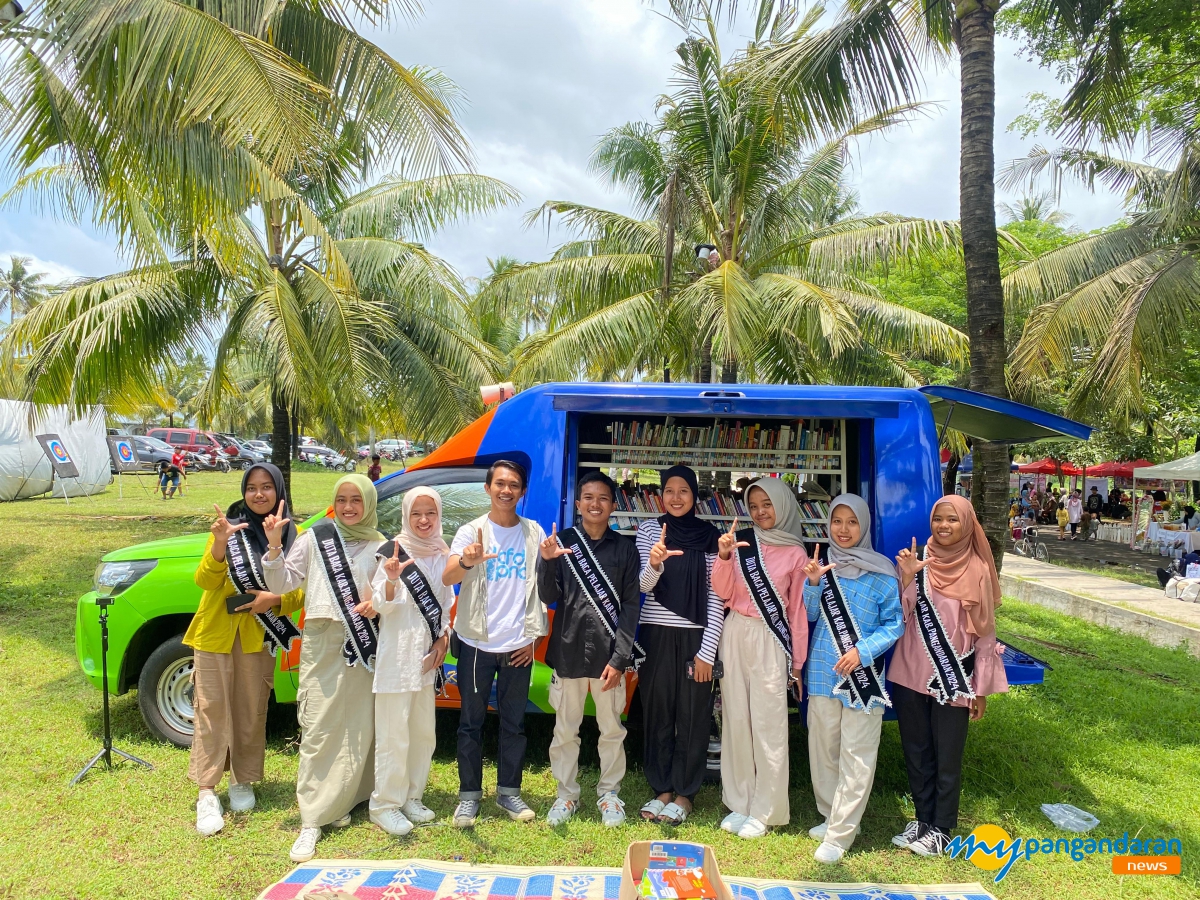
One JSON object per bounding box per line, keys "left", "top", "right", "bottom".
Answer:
{"left": 638, "top": 624, "right": 713, "bottom": 801}
{"left": 454, "top": 638, "right": 533, "bottom": 800}
{"left": 893, "top": 682, "right": 971, "bottom": 832}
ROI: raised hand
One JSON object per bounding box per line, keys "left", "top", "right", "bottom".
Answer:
{"left": 211, "top": 503, "right": 249, "bottom": 545}
{"left": 263, "top": 501, "right": 291, "bottom": 552}
{"left": 540, "top": 523, "right": 572, "bottom": 561}
{"left": 235, "top": 589, "right": 282, "bottom": 615}
{"left": 649, "top": 523, "right": 684, "bottom": 570}
{"left": 717, "top": 517, "right": 750, "bottom": 560}
{"left": 461, "top": 527, "right": 498, "bottom": 569}
{"left": 895, "top": 537, "right": 930, "bottom": 587}
{"left": 383, "top": 542, "right": 415, "bottom": 581}
{"left": 803, "top": 543, "right": 836, "bottom": 586}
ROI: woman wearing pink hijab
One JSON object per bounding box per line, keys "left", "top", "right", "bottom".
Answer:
{"left": 890, "top": 495, "right": 1009, "bottom": 858}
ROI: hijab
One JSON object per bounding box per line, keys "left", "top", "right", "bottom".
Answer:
{"left": 331, "top": 473, "right": 386, "bottom": 543}
{"left": 825, "top": 493, "right": 898, "bottom": 580}
{"left": 655, "top": 465, "right": 721, "bottom": 626}
{"left": 399, "top": 486, "right": 450, "bottom": 559}
{"left": 745, "top": 477, "right": 805, "bottom": 546}
{"left": 226, "top": 463, "right": 296, "bottom": 556}
{"left": 925, "top": 494, "right": 1001, "bottom": 638}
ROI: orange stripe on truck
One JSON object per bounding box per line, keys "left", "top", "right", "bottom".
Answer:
{"left": 406, "top": 407, "right": 497, "bottom": 471}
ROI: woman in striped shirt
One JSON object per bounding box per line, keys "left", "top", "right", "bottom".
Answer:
{"left": 635, "top": 465, "right": 723, "bottom": 826}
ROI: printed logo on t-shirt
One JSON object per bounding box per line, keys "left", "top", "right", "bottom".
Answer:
{"left": 487, "top": 546, "right": 526, "bottom": 582}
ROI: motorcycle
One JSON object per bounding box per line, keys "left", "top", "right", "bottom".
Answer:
{"left": 187, "top": 449, "right": 231, "bottom": 473}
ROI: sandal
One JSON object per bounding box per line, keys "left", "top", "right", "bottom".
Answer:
{"left": 640, "top": 799, "right": 666, "bottom": 821}
{"left": 657, "top": 802, "right": 688, "bottom": 826}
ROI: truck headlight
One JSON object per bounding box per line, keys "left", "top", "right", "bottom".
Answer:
{"left": 94, "top": 560, "right": 158, "bottom": 597}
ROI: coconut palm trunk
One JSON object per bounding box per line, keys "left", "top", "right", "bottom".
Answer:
{"left": 956, "top": 1, "right": 1009, "bottom": 567}
{"left": 271, "top": 394, "right": 292, "bottom": 496}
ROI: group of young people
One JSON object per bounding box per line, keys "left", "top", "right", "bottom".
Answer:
{"left": 184, "top": 459, "right": 1007, "bottom": 868}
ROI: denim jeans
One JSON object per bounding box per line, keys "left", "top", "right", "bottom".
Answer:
{"left": 455, "top": 639, "right": 533, "bottom": 800}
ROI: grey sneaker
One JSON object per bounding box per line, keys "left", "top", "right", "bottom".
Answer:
{"left": 453, "top": 799, "right": 480, "bottom": 828}
{"left": 892, "top": 820, "right": 922, "bottom": 848}
{"left": 496, "top": 794, "right": 536, "bottom": 822}
{"left": 909, "top": 827, "right": 951, "bottom": 857}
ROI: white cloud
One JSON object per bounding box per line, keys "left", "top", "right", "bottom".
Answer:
{"left": 0, "top": 251, "right": 80, "bottom": 283}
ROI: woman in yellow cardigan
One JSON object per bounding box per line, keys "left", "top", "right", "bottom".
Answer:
{"left": 186, "top": 463, "right": 303, "bottom": 837}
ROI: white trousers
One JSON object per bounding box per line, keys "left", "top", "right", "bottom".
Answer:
{"left": 548, "top": 673, "right": 627, "bottom": 802}
{"left": 369, "top": 687, "right": 437, "bottom": 816}
{"left": 719, "top": 611, "right": 791, "bottom": 826}
{"left": 807, "top": 694, "right": 884, "bottom": 850}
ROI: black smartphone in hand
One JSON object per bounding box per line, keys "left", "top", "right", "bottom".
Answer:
{"left": 226, "top": 592, "right": 257, "bottom": 614}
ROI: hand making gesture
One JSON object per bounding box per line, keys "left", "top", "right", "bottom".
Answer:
{"left": 539, "top": 523, "right": 572, "bottom": 561}
{"left": 382, "top": 542, "right": 415, "bottom": 581}
{"left": 648, "top": 523, "right": 684, "bottom": 570}
{"left": 717, "top": 517, "right": 750, "bottom": 560}
{"left": 211, "top": 503, "right": 248, "bottom": 544}
{"left": 803, "top": 543, "right": 836, "bottom": 586}
{"left": 262, "top": 501, "right": 291, "bottom": 556}
{"left": 895, "top": 537, "right": 930, "bottom": 588}
{"left": 460, "top": 527, "right": 499, "bottom": 570}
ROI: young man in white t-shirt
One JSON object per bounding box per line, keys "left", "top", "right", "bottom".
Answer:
{"left": 443, "top": 460, "right": 547, "bottom": 827}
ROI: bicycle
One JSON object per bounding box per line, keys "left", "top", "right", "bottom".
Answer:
{"left": 1012, "top": 521, "right": 1049, "bottom": 561}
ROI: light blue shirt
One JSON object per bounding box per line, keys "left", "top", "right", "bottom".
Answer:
{"left": 804, "top": 570, "right": 904, "bottom": 709}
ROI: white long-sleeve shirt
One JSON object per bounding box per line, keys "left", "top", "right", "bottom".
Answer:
{"left": 634, "top": 519, "right": 724, "bottom": 664}
{"left": 370, "top": 554, "right": 455, "bottom": 694}
{"left": 262, "top": 529, "right": 384, "bottom": 620}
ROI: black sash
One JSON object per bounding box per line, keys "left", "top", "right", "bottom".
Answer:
{"left": 225, "top": 530, "right": 301, "bottom": 657}
{"left": 735, "top": 529, "right": 793, "bottom": 672}
{"left": 817, "top": 568, "right": 890, "bottom": 711}
{"left": 378, "top": 539, "right": 447, "bottom": 693}
{"left": 914, "top": 547, "right": 976, "bottom": 705}
{"left": 311, "top": 520, "right": 379, "bottom": 672}
{"left": 556, "top": 527, "right": 646, "bottom": 671}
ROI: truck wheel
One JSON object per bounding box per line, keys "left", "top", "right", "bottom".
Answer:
{"left": 137, "top": 635, "right": 195, "bottom": 748}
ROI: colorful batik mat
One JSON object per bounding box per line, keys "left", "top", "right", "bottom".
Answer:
{"left": 257, "top": 859, "right": 996, "bottom": 900}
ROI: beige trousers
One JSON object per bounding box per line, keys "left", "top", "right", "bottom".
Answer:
{"left": 296, "top": 618, "right": 375, "bottom": 827}
{"left": 370, "top": 687, "right": 437, "bottom": 816}
{"left": 548, "top": 673, "right": 627, "bottom": 802}
{"left": 719, "top": 611, "right": 791, "bottom": 826}
{"left": 187, "top": 633, "right": 275, "bottom": 787}
{"left": 807, "top": 694, "right": 884, "bottom": 850}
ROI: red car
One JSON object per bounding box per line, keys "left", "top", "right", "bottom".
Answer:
{"left": 146, "top": 428, "right": 237, "bottom": 459}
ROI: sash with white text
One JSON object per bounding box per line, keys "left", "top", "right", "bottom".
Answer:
{"left": 735, "top": 529, "right": 794, "bottom": 671}
{"left": 557, "top": 527, "right": 645, "bottom": 671}
{"left": 378, "top": 540, "right": 447, "bottom": 692}
{"left": 914, "top": 546, "right": 975, "bottom": 705}
{"left": 311, "top": 520, "right": 379, "bottom": 672}
{"left": 817, "top": 569, "right": 890, "bottom": 711}
{"left": 225, "top": 530, "right": 301, "bottom": 657}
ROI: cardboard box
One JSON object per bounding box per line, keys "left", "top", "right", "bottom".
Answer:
{"left": 621, "top": 842, "right": 732, "bottom": 900}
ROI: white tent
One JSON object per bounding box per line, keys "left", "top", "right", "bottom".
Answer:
{"left": 1133, "top": 453, "right": 1200, "bottom": 482}
{"left": 0, "top": 400, "right": 110, "bottom": 501}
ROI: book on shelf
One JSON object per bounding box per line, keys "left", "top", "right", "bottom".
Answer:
{"left": 605, "top": 419, "right": 840, "bottom": 453}
{"left": 606, "top": 486, "right": 830, "bottom": 531}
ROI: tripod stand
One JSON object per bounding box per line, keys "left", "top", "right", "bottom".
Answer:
{"left": 72, "top": 596, "right": 154, "bottom": 784}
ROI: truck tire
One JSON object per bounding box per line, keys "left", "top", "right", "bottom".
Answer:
{"left": 137, "top": 635, "right": 195, "bottom": 748}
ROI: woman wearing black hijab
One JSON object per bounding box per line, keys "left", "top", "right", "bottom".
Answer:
{"left": 634, "top": 465, "right": 723, "bottom": 825}
{"left": 185, "top": 463, "right": 303, "bottom": 837}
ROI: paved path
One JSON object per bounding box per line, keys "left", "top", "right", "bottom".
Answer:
{"left": 1001, "top": 554, "right": 1200, "bottom": 655}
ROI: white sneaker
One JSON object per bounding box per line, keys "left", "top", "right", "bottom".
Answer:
{"left": 547, "top": 798, "right": 578, "bottom": 826}
{"left": 228, "top": 783, "right": 255, "bottom": 812}
{"left": 720, "top": 812, "right": 748, "bottom": 834}
{"left": 597, "top": 792, "right": 626, "bottom": 827}
{"left": 738, "top": 817, "right": 768, "bottom": 839}
{"left": 808, "top": 821, "right": 828, "bottom": 840}
{"left": 402, "top": 799, "right": 436, "bottom": 824}
{"left": 330, "top": 812, "right": 352, "bottom": 828}
{"left": 289, "top": 826, "right": 321, "bottom": 862}
{"left": 814, "top": 841, "right": 845, "bottom": 865}
{"left": 892, "top": 820, "right": 922, "bottom": 848}
{"left": 372, "top": 808, "right": 414, "bottom": 837}
{"left": 195, "top": 791, "right": 224, "bottom": 837}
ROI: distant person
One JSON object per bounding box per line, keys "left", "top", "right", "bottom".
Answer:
{"left": 367, "top": 454, "right": 382, "bottom": 482}
{"left": 160, "top": 448, "right": 186, "bottom": 499}
{"left": 1159, "top": 549, "right": 1200, "bottom": 587}
{"left": 1085, "top": 486, "right": 1103, "bottom": 519}
{"left": 1055, "top": 500, "right": 1069, "bottom": 540}
{"left": 1067, "top": 491, "right": 1083, "bottom": 539}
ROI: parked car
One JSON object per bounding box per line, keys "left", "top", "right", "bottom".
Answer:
{"left": 146, "top": 428, "right": 238, "bottom": 463}
{"left": 245, "top": 440, "right": 273, "bottom": 455}
{"left": 76, "top": 382, "right": 1083, "bottom": 747}
{"left": 110, "top": 434, "right": 176, "bottom": 474}
{"left": 299, "top": 444, "right": 356, "bottom": 472}
{"left": 214, "top": 433, "right": 266, "bottom": 469}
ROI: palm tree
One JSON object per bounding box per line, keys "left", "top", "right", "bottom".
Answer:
{"left": 1000, "top": 141, "right": 1200, "bottom": 419}
{"left": 485, "top": 21, "right": 967, "bottom": 390}
{"left": 0, "top": 255, "right": 48, "bottom": 324}
{"left": 998, "top": 191, "right": 1070, "bottom": 226}
{"left": 1, "top": 0, "right": 511, "bottom": 490}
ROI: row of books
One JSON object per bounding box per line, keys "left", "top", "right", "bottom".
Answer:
{"left": 609, "top": 516, "right": 830, "bottom": 538}
{"left": 614, "top": 487, "right": 830, "bottom": 520}
{"left": 606, "top": 419, "right": 840, "bottom": 452}
{"left": 602, "top": 451, "right": 841, "bottom": 471}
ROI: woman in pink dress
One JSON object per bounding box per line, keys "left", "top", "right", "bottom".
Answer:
{"left": 890, "top": 494, "right": 1008, "bottom": 858}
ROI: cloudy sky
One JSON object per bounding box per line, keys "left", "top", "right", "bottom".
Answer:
{"left": 0, "top": 0, "right": 1131, "bottom": 282}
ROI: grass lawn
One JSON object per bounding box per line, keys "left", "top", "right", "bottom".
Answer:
{"left": 1, "top": 471, "right": 1197, "bottom": 899}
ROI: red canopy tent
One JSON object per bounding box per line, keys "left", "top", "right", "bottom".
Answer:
{"left": 1086, "top": 459, "right": 1154, "bottom": 478}
{"left": 1017, "top": 457, "right": 1082, "bottom": 475}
